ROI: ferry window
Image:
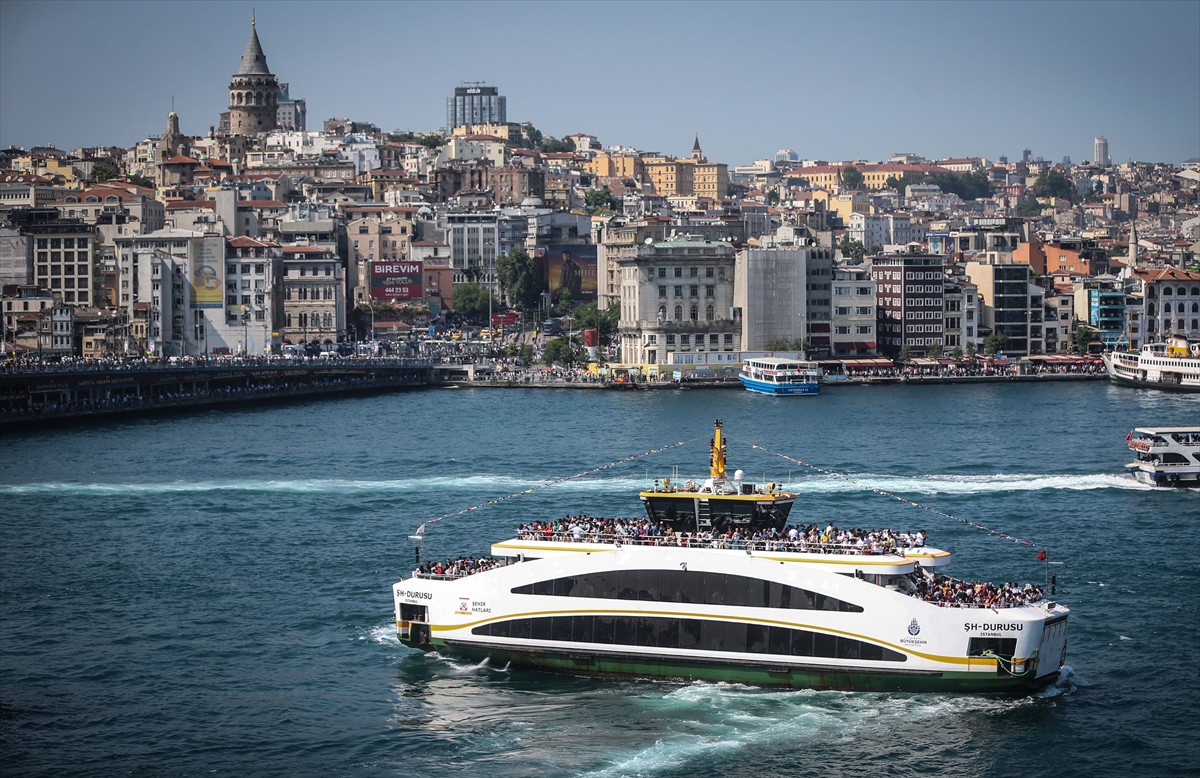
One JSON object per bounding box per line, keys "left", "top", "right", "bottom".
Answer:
{"left": 553, "top": 576, "right": 577, "bottom": 597}
{"left": 790, "top": 629, "right": 815, "bottom": 657}
{"left": 769, "top": 626, "right": 791, "bottom": 654}
{"left": 681, "top": 572, "right": 706, "bottom": 605}
{"left": 638, "top": 617, "right": 659, "bottom": 647}
{"left": 530, "top": 617, "right": 554, "bottom": 640}
{"left": 746, "top": 623, "right": 769, "bottom": 653}
{"left": 511, "top": 618, "right": 531, "bottom": 640}
{"left": 532, "top": 579, "right": 554, "bottom": 596}
{"left": 813, "top": 631, "right": 837, "bottom": 658}
{"left": 836, "top": 637, "right": 861, "bottom": 660}
{"left": 968, "top": 637, "right": 1017, "bottom": 658}
{"left": 571, "top": 615, "right": 594, "bottom": 643}
{"left": 593, "top": 615, "right": 616, "bottom": 644}
{"left": 614, "top": 616, "right": 637, "bottom": 646}
{"left": 679, "top": 619, "right": 703, "bottom": 649}
{"left": 637, "top": 569, "right": 662, "bottom": 600}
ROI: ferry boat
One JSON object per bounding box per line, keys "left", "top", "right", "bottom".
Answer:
{"left": 739, "top": 357, "right": 821, "bottom": 396}
{"left": 393, "top": 421, "right": 1069, "bottom": 693}
{"left": 1103, "top": 335, "right": 1200, "bottom": 392}
{"left": 1124, "top": 426, "right": 1200, "bottom": 488}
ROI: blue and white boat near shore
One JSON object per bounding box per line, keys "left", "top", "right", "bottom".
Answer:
{"left": 739, "top": 356, "right": 822, "bottom": 395}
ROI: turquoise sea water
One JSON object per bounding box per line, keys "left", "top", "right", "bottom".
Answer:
{"left": 1, "top": 382, "right": 1196, "bottom": 776}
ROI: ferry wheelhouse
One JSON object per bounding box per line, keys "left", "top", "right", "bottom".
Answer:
{"left": 1103, "top": 336, "right": 1200, "bottom": 392}
{"left": 394, "top": 421, "right": 1069, "bottom": 693}
{"left": 1125, "top": 426, "right": 1200, "bottom": 488}
{"left": 739, "top": 357, "right": 821, "bottom": 396}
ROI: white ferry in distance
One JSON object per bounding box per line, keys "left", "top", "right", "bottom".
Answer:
{"left": 739, "top": 356, "right": 821, "bottom": 395}
{"left": 1103, "top": 335, "right": 1200, "bottom": 392}
{"left": 1125, "top": 427, "right": 1200, "bottom": 488}
{"left": 393, "top": 421, "right": 1069, "bottom": 693}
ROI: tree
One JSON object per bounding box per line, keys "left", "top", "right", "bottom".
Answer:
{"left": 542, "top": 335, "right": 579, "bottom": 366}
{"left": 551, "top": 286, "right": 574, "bottom": 317}
{"left": 885, "top": 173, "right": 923, "bottom": 193}
{"left": 966, "top": 342, "right": 978, "bottom": 360}
{"left": 984, "top": 331, "right": 1009, "bottom": 356}
{"left": 1031, "top": 169, "right": 1077, "bottom": 203}
{"left": 1015, "top": 197, "right": 1046, "bottom": 217}
{"left": 921, "top": 171, "right": 993, "bottom": 200}
{"left": 89, "top": 161, "right": 118, "bottom": 183}
{"left": 572, "top": 301, "right": 620, "bottom": 345}
{"left": 495, "top": 248, "right": 542, "bottom": 315}
{"left": 838, "top": 236, "right": 868, "bottom": 262}
{"left": 764, "top": 337, "right": 791, "bottom": 351}
{"left": 929, "top": 343, "right": 944, "bottom": 359}
{"left": 952, "top": 346, "right": 964, "bottom": 361}
{"left": 125, "top": 172, "right": 155, "bottom": 189}
{"left": 1074, "top": 325, "right": 1098, "bottom": 354}
{"left": 451, "top": 283, "right": 497, "bottom": 321}
{"left": 765, "top": 190, "right": 780, "bottom": 205}
{"left": 584, "top": 187, "right": 621, "bottom": 215}
{"left": 897, "top": 344, "right": 911, "bottom": 364}
{"left": 839, "top": 165, "right": 864, "bottom": 190}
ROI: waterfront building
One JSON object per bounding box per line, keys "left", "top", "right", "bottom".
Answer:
{"left": 830, "top": 266, "right": 877, "bottom": 357}
{"left": 346, "top": 213, "right": 414, "bottom": 307}
{"left": 280, "top": 244, "right": 343, "bottom": 347}
{"left": 964, "top": 252, "right": 1046, "bottom": 356}
{"left": 114, "top": 227, "right": 225, "bottom": 356}
{"left": 1127, "top": 266, "right": 1200, "bottom": 347}
{"left": 942, "top": 276, "right": 979, "bottom": 355}
{"left": 226, "top": 15, "right": 279, "bottom": 137}
{"left": 870, "top": 251, "right": 946, "bottom": 359}
{"left": 615, "top": 235, "right": 739, "bottom": 366}
{"left": 3, "top": 208, "right": 97, "bottom": 306}
{"left": 444, "top": 212, "right": 499, "bottom": 297}
{"left": 734, "top": 246, "right": 834, "bottom": 354}
{"left": 447, "top": 84, "right": 506, "bottom": 131}
{"left": 1073, "top": 277, "right": 1128, "bottom": 348}
{"left": 223, "top": 236, "right": 280, "bottom": 355}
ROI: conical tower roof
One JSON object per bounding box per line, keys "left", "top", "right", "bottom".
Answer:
{"left": 237, "top": 14, "right": 271, "bottom": 75}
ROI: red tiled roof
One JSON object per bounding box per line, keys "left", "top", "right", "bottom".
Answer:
{"left": 164, "top": 155, "right": 201, "bottom": 165}
{"left": 164, "top": 199, "right": 215, "bottom": 210}
{"left": 1131, "top": 266, "right": 1200, "bottom": 282}
{"left": 226, "top": 236, "right": 278, "bottom": 248}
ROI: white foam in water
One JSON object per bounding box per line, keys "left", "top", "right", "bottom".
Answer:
{"left": 364, "top": 624, "right": 399, "bottom": 645}
{"left": 0, "top": 471, "right": 1150, "bottom": 497}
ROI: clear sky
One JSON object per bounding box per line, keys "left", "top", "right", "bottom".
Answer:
{"left": 2, "top": 0, "right": 1197, "bottom": 165}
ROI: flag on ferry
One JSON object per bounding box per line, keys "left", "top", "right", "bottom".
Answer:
{"left": 1037, "top": 549, "right": 1047, "bottom": 561}
{"left": 1125, "top": 430, "right": 1133, "bottom": 441}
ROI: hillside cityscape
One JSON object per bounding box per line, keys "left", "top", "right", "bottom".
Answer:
{"left": 2, "top": 15, "right": 1199, "bottom": 369}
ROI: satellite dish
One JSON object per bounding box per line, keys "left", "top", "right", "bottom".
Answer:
{"left": 644, "top": 237, "right": 653, "bottom": 244}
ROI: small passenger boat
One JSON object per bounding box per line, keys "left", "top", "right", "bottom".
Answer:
{"left": 739, "top": 357, "right": 821, "bottom": 396}
{"left": 1125, "top": 426, "right": 1200, "bottom": 488}
{"left": 394, "top": 421, "right": 1068, "bottom": 692}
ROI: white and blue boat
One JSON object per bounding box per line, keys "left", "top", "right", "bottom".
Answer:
{"left": 739, "top": 357, "right": 821, "bottom": 396}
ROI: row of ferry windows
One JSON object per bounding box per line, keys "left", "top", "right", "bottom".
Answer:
{"left": 472, "top": 615, "right": 905, "bottom": 662}
{"left": 511, "top": 569, "right": 863, "bottom": 612}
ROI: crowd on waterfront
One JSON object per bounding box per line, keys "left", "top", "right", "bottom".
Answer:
{"left": 846, "top": 361, "right": 1104, "bottom": 379}
{"left": 906, "top": 568, "right": 1045, "bottom": 608}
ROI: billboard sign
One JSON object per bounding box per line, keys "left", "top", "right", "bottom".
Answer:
{"left": 191, "top": 235, "right": 225, "bottom": 308}
{"left": 370, "top": 261, "right": 423, "bottom": 300}
{"left": 540, "top": 244, "right": 597, "bottom": 303}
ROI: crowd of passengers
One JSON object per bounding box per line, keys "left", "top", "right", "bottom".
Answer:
{"left": 515, "top": 516, "right": 927, "bottom": 554}
{"left": 906, "top": 567, "right": 1044, "bottom": 607}
{"left": 416, "top": 555, "right": 506, "bottom": 578}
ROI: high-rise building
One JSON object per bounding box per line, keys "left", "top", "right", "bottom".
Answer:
{"left": 1094, "top": 136, "right": 1110, "bottom": 166}
{"left": 446, "top": 84, "right": 506, "bottom": 130}
{"left": 227, "top": 14, "right": 279, "bottom": 137}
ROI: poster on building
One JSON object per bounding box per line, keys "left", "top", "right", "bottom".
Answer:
{"left": 191, "top": 236, "right": 225, "bottom": 308}
{"left": 540, "top": 244, "right": 597, "bottom": 302}
{"left": 370, "top": 260, "right": 423, "bottom": 300}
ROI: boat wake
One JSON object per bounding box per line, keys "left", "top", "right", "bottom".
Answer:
{"left": 0, "top": 472, "right": 1150, "bottom": 497}
{"left": 584, "top": 681, "right": 1051, "bottom": 777}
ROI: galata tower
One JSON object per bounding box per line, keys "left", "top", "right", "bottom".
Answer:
{"left": 227, "top": 13, "right": 278, "bottom": 136}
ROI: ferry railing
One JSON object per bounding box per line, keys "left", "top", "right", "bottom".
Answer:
{"left": 511, "top": 530, "right": 927, "bottom": 556}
